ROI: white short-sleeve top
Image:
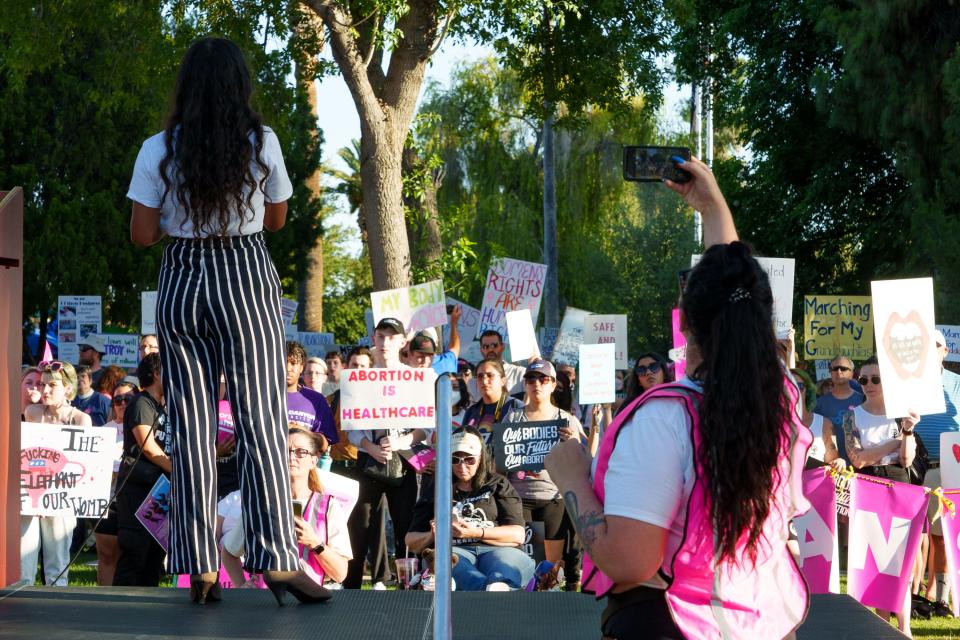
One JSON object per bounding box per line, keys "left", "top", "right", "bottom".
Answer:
{"left": 126, "top": 126, "right": 293, "bottom": 238}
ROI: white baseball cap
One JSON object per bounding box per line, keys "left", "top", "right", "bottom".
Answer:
{"left": 451, "top": 431, "right": 483, "bottom": 457}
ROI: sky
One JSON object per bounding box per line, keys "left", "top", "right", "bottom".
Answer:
{"left": 314, "top": 38, "right": 692, "bottom": 255}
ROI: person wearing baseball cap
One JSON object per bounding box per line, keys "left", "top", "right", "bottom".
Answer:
{"left": 78, "top": 334, "right": 107, "bottom": 387}
{"left": 400, "top": 306, "right": 463, "bottom": 376}
{"left": 405, "top": 426, "right": 534, "bottom": 591}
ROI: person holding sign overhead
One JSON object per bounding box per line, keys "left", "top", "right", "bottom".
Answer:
{"left": 546, "top": 155, "right": 812, "bottom": 639}
{"left": 502, "top": 359, "right": 585, "bottom": 565}
{"left": 127, "top": 38, "right": 322, "bottom": 605}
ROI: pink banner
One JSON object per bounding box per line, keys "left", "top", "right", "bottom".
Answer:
{"left": 671, "top": 309, "right": 686, "bottom": 379}
{"left": 939, "top": 500, "right": 960, "bottom": 616}
{"left": 848, "top": 477, "right": 927, "bottom": 612}
{"left": 795, "top": 469, "right": 839, "bottom": 593}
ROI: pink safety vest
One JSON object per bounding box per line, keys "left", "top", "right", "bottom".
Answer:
{"left": 300, "top": 492, "right": 333, "bottom": 585}
{"left": 583, "top": 382, "right": 811, "bottom": 639}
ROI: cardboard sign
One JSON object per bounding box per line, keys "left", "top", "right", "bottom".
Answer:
{"left": 583, "top": 314, "right": 628, "bottom": 370}
{"left": 936, "top": 324, "right": 960, "bottom": 363}
{"left": 298, "top": 332, "right": 336, "bottom": 358}
{"left": 371, "top": 279, "right": 447, "bottom": 334}
{"left": 693, "top": 255, "right": 795, "bottom": 338}
{"left": 941, "top": 432, "right": 960, "bottom": 490}
{"left": 100, "top": 334, "right": 140, "bottom": 369}
{"left": 57, "top": 295, "right": 102, "bottom": 364}
{"left": 551, "top": 306, "right": 592, "bottom": 366}
{"left": 671, "top": 308, "right": 686, "bottom": 379}
{"left": 814, "top": 360, "right": 831, "bottom": 382}
{"left": 141, "top": 291, "right": 158, "bottom": 335}
{"left": 538, "top": 327, "right": 560, "bottom": 360}
{"left": 478, "top": 257, "right": 547, "bottom": 342}
{"left": 803, "top": 295, "right": 873, "bottom": 361}
{"left": 871, "top": 278, "right": 945, "bottom": 417}
{"left": 135, "top": 475, "right": 170, "bottom": 551}
{"left": 445, "top": 297, "right": 481, "bottom": 349}
{"left": 505, "top": 309, "right": 540, "bottom": 362}
{"left": 281, "top": 297, "right": 298, "bottom": 329}
{"left": 339, "top": 368, "right": 438, "bottom": 431}
{"left": 794, "top": 469, "right": 840, "bottom": 594}
{"left": 578, "top": 343, "right": 616, "bottom": 405}
{"left": 847, "top": 476, "right": 927, "bottom": 612}
{"left": 492, "top": 419, "right": 565, "bottom": 472}
{"left": 20, "top": 422, "right": 115, "bottom": 518}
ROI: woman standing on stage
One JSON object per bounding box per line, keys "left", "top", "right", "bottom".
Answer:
{"left": 547, "top": 157, "right": 811, "bottom": 639}
{"left": 127, "top": 37, "right": 327, "bottom": 605}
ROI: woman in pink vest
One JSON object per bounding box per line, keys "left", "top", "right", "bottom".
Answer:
{"left": 546, "top": 156, "right": 811, "bottom": 640}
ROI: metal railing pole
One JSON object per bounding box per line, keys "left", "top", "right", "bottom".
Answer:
{"left": 433, "top": 374, "right": 453, "bottom": 640}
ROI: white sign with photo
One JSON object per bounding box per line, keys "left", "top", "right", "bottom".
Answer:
{"left": 57, "top": 295, "right": 102, "bottom": 364}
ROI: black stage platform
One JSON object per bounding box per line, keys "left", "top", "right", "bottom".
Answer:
{"left": 0, "top": 588, "right": 906, "bottom": 639}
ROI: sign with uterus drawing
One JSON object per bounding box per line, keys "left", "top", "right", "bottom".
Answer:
{"left": 870, "top": 277, "right": 945, "bottom": 418}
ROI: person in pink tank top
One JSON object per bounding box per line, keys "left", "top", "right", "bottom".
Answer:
{"left": 547, "top": 156, "right": 811, "bottom": 640}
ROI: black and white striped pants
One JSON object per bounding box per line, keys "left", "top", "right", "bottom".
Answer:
{"left": 157, "top": 233, "right": 299, "bottom": 575}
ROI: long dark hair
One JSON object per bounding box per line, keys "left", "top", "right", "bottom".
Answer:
{"left": 617, "top": 351, "right": 672, "bottom": 416}
{"left": 681, "top": 241, "right": 791, "bottom": 565}
{"left": 159, "top": 37, "right": 269, "bottom": 237}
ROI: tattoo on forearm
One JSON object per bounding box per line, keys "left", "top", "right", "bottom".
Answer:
{"left": 564, "top": 491, "right": 607, "bottom": 552}
{"left": 842, "top": 413, "right": 861, "bottom": 456}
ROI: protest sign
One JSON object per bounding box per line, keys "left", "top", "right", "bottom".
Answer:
{"left": 522, "top": 522, "right": 547, "bottom": 566}
{"left": 445, "top": 297, "right": 481, "bottom": 349}
{"left": 578, "top": 343, "right": 616, "bottom": 405}
{"left": 281, "top": 297, "right": 298, "bottom": 328}
{"left": 339, "top": 368, "right": 438, "bottom": 431}
{"left": 671, "top": 308, "right": 686, "bottom": 379}
{"left": 794, "top": 469, "right": 840, "bottom": 594}
{"left": 101, "top": 334, "right": 140, "bottom": 368}
{"left": 871, "top": 278, "right": 945, "bottom": 417}
{"left": 551, "top": 306, "right": 591, "bottom": 366}
{"left": 538, "top": 327, "right": 560, "bottom": 360}
{"left": 141, "top": 291, "right": 158, "bottom": 335}
{"left": 941, "top": 432, "right": 960, "bottom": 490}
{"left": 936, "top": 324, "right": 960, "bottom": 363}
{"left": 939, "top": 499, "right": 960, "bottom": 616}
{"left": 298, "top": 332, "right": 337, "bottom": 358}
{"left": 802, "top": 295, "right": 873, "bottom": 361}
{"left": 505, "top": 309, "right": 540, "bottom": 362}
{"left": 478, "top": 257, "right": 547, "bottom": 341}
{"left": 135, "top": 475, "right": 171, "bottom": 552}
{"left": 371, "top": 279, "right": 447, "bottom": 334}
{"left": 814, "top": 360, "right": 831, "bottom": 382}
{"left": 847, "top": 477, "right": 927, "bottom": 612}
{"left": 20, "top": 422, "right": 114, "bottom": 518}
{"left": 492, "top": 420, "right": 564, "bottom": 473}
{"left": 57, "top": 295, "right": 101, "bottom": 364}
{"left": 694, "top": 255, "right": 795, "bottom": 338}
{"left": 583, "top": 314, "right": 628, "bottom": 370}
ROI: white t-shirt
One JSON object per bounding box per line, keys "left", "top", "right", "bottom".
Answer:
{"left": 852, "top": 405, "right": 901, "bottom": 466}
{"left": 807, "top": 413, "right": 826, "bottom": 462}
{"left": 126, "top": 127, "right": 293, "bottom": 238}
{"left": 597, "top": 378, "right": 698, "bottom": 588}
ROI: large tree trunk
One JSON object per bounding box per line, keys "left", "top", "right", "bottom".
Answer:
{"left": 304, "top": 0, "right": 441, "bottom": 291}
{"left": 402, "top": 145, "right": 443, "bottom": 272}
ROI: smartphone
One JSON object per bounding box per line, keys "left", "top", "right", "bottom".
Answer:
{"left": 446, "top": 304, "right": 455, "bottom": 314}
{"left": 623, "top": 146, "right": 691, "bottom": 183}
{"left": 292, "top": 501, "right": 304, "bottom": 519}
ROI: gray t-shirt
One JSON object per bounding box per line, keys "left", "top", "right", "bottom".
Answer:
{"left": 502, "top": 406, "right": 581, "bottom": 501}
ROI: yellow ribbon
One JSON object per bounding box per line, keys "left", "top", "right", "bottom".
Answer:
{"left": 931, "top": 487, "right": 956, "bottom": 519}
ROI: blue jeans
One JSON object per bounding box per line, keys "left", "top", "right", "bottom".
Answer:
{"left": 452, "top": 544, "right": 535, "bottom": 591}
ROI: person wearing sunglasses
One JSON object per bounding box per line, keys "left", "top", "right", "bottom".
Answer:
{"left": 502, "top": 359, "right": 586, "bottom": 566}
{"left": 461, "top": 359, "right": 524, "bottom": 446}
{"left": 20, "top": 361, "right": 91, "bottom": 587}
{"left": 406, "top": 427, "right": 534, "bottom": 591}
{"left": 813, "top": 355, "right": 864, "bottom": 463}
{"left": 839, "top": 355, "right": 918, "bottom": 634}
{"left": 93, "top": 380, "right": 139, "bottom": 587}
{"left": 617, "top": 353, "right": 673, "bottom": 417}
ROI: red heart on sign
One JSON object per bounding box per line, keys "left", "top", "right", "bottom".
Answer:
{"left": 953, "top": 444, "right": 960, "bottom": 463}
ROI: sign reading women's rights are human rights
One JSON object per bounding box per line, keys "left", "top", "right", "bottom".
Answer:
{"left": 339, "top": 368, "right": 438, "bottom": 431}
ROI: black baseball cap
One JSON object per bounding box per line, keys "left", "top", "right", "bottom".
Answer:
{"left": 375, "top": 317, "right": 406, "bottom": 335}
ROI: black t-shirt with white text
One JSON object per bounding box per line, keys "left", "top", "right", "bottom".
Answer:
{"left": 409, "top": 473, "right": 525, "bottom": 545}
{"left": 119, "top": 391, "right": 169, "bottom": 482}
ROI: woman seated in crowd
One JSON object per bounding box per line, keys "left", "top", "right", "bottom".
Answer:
{"left": 221, "top": 427, "right": 351, "bottom": 589}
{"left": 460, "top": 359, "right": 524, "bottom": 445}
{"left": 406, "top": 427, "right": 535, "bottom": 591}
{"left": 503, "top": 359, "right": 585, "bottom": 564}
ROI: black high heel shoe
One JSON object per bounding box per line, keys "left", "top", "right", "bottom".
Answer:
{"left": 262, "top": 570, "right": 332, "bottom": 606}
{"left": 189, "top": 572, "right": 222, "bottom": 604}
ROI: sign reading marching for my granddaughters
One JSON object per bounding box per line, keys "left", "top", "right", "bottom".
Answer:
{"left": 478, "top": 257, "right": 547, "bottom": 342}
{"left": 339, "top": 368, "right": 438, "bottom": 431}
{"left": 20, "top": 423, "right": 115, "bottom": 518}
{"left": 371, "top": 279, "right": 447, "bottom": 334}
{"left": 802, "top": 295, "right": 873, "bottom": 361}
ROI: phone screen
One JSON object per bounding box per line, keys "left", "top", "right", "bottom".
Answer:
{"left": 292, "top": 501, "right": 304, "bottom": 519}
{"left": 623, "top": 146, "right": 692, "bottom": 183}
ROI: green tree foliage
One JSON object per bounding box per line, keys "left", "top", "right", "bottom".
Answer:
{"left": 418, "top": 60, "right": 697, "bottom": 355}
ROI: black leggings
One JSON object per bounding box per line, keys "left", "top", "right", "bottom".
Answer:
{"left": 601, "top": 588, "right": 683, "bottom": 640}
{"left": 522, "top": 496, "right": 566, "bottom": 540}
